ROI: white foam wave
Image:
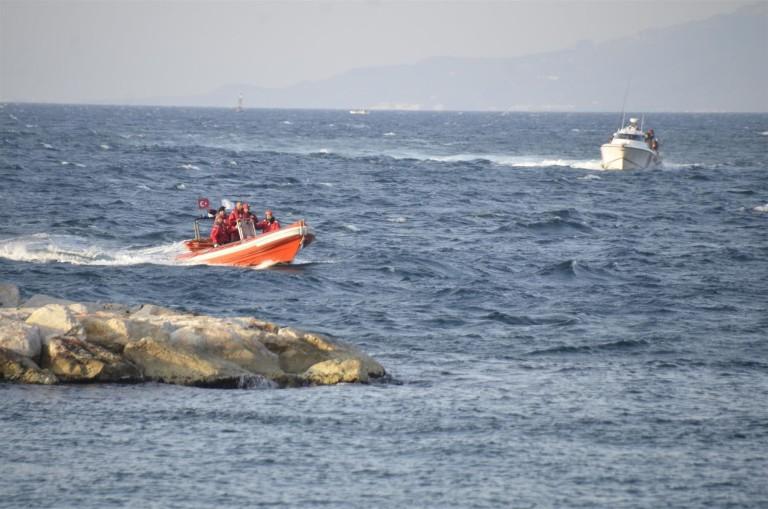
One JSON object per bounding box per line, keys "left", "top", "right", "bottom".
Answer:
{"left": 291, "top": 256, "right": 338, "bottom": 266}
{"left": 100, "top": 144, "right": 111, "bottom": 150}
{"left": 760, "top": 131, "right": 768, "bottom": 136}
{"left": 499, "top": 157, "right": 604, "bottom": 170}
{"left": 661, "top": 161, "right": 720, "bottom": 170}
{"left": 60, "top": 161, "right": 86, "bottom": 168}
{"left": 180, "top": 164, "right": 201, "bottom": 171}
{"left": 419, "top": 153, "right": 605, "bottom": 170}
{"left": 251, "top": 259, "right": 280, "bottom": 270}
{"left": 0, "top": 233, "right": 183, "bottom": 266}
{"left": 658, "top": 161, "right": 684, "bottom": 169}
{"left": 343, "top": 224, "right": 359, "bottom": 232}
{"left": 753, "top": 203, "right": 768, "bottom": 213}
{"left": 578, "top": 174, "right": 602, "bottom": 180}
{"left": 383, "top": 132, "right": 396, "bottom": 137}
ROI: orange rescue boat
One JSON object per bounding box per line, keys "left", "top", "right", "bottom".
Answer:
{"left": 177, "top": 219, "right": 315, "bottom": 267}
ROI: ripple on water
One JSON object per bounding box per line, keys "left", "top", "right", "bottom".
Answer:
{"left": 1, "top": 106, "right": 766, "bottom": 508}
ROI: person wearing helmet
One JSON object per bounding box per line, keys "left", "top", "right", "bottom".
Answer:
{"left": 256, "top": 209, "right": 281, "bottom": 233}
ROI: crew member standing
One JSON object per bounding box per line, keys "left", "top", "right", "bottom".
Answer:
{"left": 227, "top": 202, "right": 246, "bottom": 241}
{"left": 210, "top": 212, "right": 229, "bottom": 247}
{"left": 256, "top": 209, "right": 281, "bottom": 233}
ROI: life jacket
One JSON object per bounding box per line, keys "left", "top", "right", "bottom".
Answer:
{"left": 257, "top": 217, "right": 281, "bottom": 233}
{"left": 210, "top": 221, "right": 229, "bottom": 245}
{"left": 227, "top": 210, "right": 245, "bottom": 228}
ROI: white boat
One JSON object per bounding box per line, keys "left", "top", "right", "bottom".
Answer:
{"left": 600, "top": 117, "right": 661, "bottom": 170}
{"left": 349, "top": 109, "right": 369, "bottom": 115}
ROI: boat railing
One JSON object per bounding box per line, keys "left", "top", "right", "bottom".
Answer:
{"left": 192, "top": 217, "right": 258, "bottom": 242}
{"left": 193, "top": 218, "right": 203, "bottom": 240}
{"left": 192, "top": 215, "right": 215, "bottom": 241}
{"left": 237, "top": 219, "right": 257, "bottom": 240}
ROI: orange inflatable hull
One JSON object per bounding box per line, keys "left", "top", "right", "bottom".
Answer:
{"left": 177, "top": 221, "right": 315, "bottom": 267}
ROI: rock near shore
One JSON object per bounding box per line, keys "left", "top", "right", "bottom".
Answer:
{"left": 0, "top": 284, "right": 385, "bottom": 388}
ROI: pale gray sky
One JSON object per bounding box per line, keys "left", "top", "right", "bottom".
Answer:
{"left": 0, "top": 0, "right": 752, "bottom": 104}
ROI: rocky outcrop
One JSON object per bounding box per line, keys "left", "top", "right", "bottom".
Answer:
{"left": 304, "top": 358, "right": 369, "bottom": 385}
{"left": 21, "top": 294, "right": 77, "bottom": 309}
{"left": 123, "top": 337, "right": 265, "bottom": 388}
{"left": 80, "top": 312, "right": 169, "bottom": 352}
{"left": 0, "top": 348, "right": 58, "bottom": 385}
{"left": 41, "top": 336, "right": 143, "bottom": 383}
{"left": 0, "top": 319, "right": 42, "bottom": 359}
{"left": 0, "top": 282, "right": 386, "bottom": 388}
{"left": 26, "top": 304, "right": 85, "bottom": 342}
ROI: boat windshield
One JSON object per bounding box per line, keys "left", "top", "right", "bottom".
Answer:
{"left": 616, "top": 133, "right": 645, "bottom": 141}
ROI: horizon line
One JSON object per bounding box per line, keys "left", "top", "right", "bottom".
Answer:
{"left": 2, "top": 101, "right": 766, "bottom": 115}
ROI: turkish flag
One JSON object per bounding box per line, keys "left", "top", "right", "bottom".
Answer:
{"left": 197, "top": 197, "right": 210, "bottom": 209}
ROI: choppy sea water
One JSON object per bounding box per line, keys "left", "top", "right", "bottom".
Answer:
{"left": 1, "top": 104, "right": 767, "bottom": 508}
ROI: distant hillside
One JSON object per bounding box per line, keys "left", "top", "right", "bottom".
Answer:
{"left": 150, "top": 4, "right": 768, "bottom": 112}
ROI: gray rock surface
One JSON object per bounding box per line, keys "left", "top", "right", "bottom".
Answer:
{"left": 0, "top": 283, "right": 385, "bottom": 388}
{"left": 0, "top": 319, "right": 42, "bottom": 359}
{"left": 25, "top": 304, "right": 84, "bottom": 342}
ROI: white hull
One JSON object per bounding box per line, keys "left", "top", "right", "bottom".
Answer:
{"left": 600, "top": 143, "right": 661, "bottom": 170}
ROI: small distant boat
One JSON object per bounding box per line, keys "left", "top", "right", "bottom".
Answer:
{"left": 178, "top": 220, "right": 315, "bottom": 267}
{"left": 235, "top": 94, "right": 244, "bottom": 113}
{"left": 601, "top": 117, "right": 661, "bottom": 170}
{"left": 349, "top": 109, "right": 369, "bottom": 115}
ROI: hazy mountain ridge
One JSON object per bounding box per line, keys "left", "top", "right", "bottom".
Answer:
{"left": 153, "top": 5, "right": 767, "bottom": 112}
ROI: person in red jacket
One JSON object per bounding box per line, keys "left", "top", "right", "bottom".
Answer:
{"left": 210, "top": 212, "right": 229, "bottom": 247}
{"left": 242, "top": 203, "right": 258, "bottom": 224}
{"left": 256, "top": 209, "right": 281, "bottom": 233}
{"left": 227, "top": 202, "right": 246, "bottom": 240}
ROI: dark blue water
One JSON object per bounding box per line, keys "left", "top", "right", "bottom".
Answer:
{"left": 1, "top": 104, "right": 767, "bottom": 508}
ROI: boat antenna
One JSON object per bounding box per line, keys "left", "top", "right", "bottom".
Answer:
{"left": 640, "top": 113, "right": 645, "bottom": 132}
{"left": 618, "top": 77, "right": 631, "bottom": 131}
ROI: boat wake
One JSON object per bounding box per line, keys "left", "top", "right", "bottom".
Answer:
{"left": 144, "top": 137, "right": 609, "bottom": 171}
{"left": 0, "top": 233, "right": 183, "bottom": 266}
{"left": 415, "top": 153, "right": 606, "bottom": 170}
{"left": 131, "top": 135, "right": 728, "bottom": 173}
